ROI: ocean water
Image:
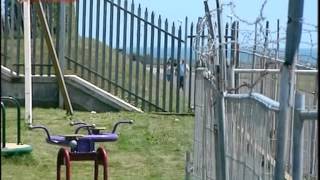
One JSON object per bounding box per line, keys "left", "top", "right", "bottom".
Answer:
{"left": 125, "top": 46, "right": 317, "bottom": 67}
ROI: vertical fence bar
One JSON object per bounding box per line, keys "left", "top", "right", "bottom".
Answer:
{"left": 16, "top": 2, "right": 22, "bottom": 75}
{"left": 94, "top": 0, "right": 101, "bottom": 85}
{"left": 108, "top": 0, "right": 114, "bottom": 91}
{"left": 201, "top": 29, "right": 205, "bottom": 55}
{"left": 67, "top": 3, "right": 72, "bottom": 69}
{"left": 39, "top": 10, "right": 44, "bottom": 75}
{"left": 260, "top": 21, "right": 269, "bottom": 94}
{"left": 235, "top": 21, "right": 240, "bottom": 93}
{"left": 46, "top": 4, "right": 52, "bottom": 76}
{"left": 101, "top": 0, "right": 108, "bottom": 88}
{"left": 185, "top": 151, "right": 191, "bottom": 180}
{"left": 31, "top": 5, "right": 36, "bottom": 75}
{"left": 0, "top": 8, "right": 3, "bottom": 34}
{"left": 55, "top": 4, "right": 60, "bottom": 59}
{"left": 175, "top": 26, "right": 182, "bottom": 113}
{"left": 58, "top": 2, "right": 66, "bottom": 73}
{"left": 73, "top": 1, "right": 80, "bottom": 74}
{"left": 309, "top": 92, "right": 317, "bottom": 176}
{"left": 194, "top": 18, "right": 201, "bottom": 108}
{"left": 162, "top": 19, "right": 168, "bottom": 110}
{"left": 188, "top": 23, "right": 193, "bottom": 111}
{"left": 148, "top": 12, "right": 155, "bottom": 111}
{"left": 3, "top": 0, "right": 9, "bottom": 67}
{"left": 121, "top": 0, "right": 128, "bottom": 98}
{"left": 169, "top": 23, "right": 175, "bottom": 112}
{"left": 128, "top": 1, "right": 134, "bottom": 102}
{"left": 74, "top": 0, "right": 80, "bottom": 73}
{"left": 229, "top": 21, "right": 236, "bottom": 91}
{"left": 225, "top": 23, "right": 228, "bottom": 61}
{"left": 114, "top": 0, "right": 121, "bottom": 95}
{"left": 184, "top": 16, "right": 188, "bottom": 68}
{"left": 155, "top": 15, "right": 162, "bottom": 110}
{"left": 134, "top": 5, "right": 141, "bottom": 106}
{"left": 10, "top": 0, "right": 14, "bottom": 36}
{"left": 274, "top": 19, "right": 280, "bottom": 100}
{"left": 87, "top": 0, "right": 94, "bottom": 80}
{"left": 274, "top": 0, "right": 304, "bottom": 178}
{"left": 12, "top": 2, "right": 17, "bottom": 72}
{"left": 80, "top": 0, "right": 86, "bottom": 77}
{"left": 250, "top": 23, "right": 258, "bottom": 90}
{"left": 1, "top": 102, "right": 6, "bottom": 148}
{"left": 292, "top": 92, "right": 305, "bottom": 180}
{"left": 309, "top": 119, "right": 316, "bottom": 176}
{"left": 183, "top": 16, "right": 188, "bottom": 112}
{"left": 141, "top": 8, "right": 148, "bottom": 110}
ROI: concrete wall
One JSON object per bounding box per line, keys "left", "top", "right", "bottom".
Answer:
{"left": 1, "top": 66, "right": 142, "bottom": 113}
{"left": 1, "top": 68, "right": 59, "bottom": 108}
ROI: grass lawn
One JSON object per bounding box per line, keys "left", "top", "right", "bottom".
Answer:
{"left": 1, "top": 108, "right": 194, "bottom": 180}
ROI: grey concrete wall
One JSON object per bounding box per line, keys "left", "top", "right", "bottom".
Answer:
{"left": 1, "top": 71, "right": 59, "bottom": 108}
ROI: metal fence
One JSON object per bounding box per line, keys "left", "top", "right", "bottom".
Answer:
{"left": 191, "top": 67, "right": 279, "bottom": 179}
{"left": 190, "top": 67, "right": 318, "bottom": 180}
{"left": 291, "top": 94, "right": 318, "bottom": 180}
{"left": 224, "top": 93, "right": 279, "bottom": 180}
{"left": 0, "top": 0, "right": 199, "bottom": 113}
{"left": 194, "top": 18, "right": 317, "bottom": 107}
{"left": 188, "top": 9, "right": 318, "bottom": 178}
{"left": 191, "top": 68, "right": 217, "bottom": 180}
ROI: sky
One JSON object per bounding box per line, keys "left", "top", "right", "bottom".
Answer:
{"left": 76, "top": 0, "right": 317, "bottom": 51}
{"left": 131, "top": 0, "right": 318, "bottom": 49}
{"left": 132, "top": 0, "right": 318, "bottom": 29}
{"left": 71, "top": 0, "right": 318, "bottom": 61}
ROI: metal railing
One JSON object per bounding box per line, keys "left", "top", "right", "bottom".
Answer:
{"left": 0, "top": 96, "right": 23, "bottom": 148}
{"left": 0, "top": 0, "right": 197, "bottom": 113}
{"left": 190, "top": 67, "right": 318, "bottom": 180}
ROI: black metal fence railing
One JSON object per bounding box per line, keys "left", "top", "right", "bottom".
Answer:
{"left": 0, "top": 0, "right": 198, "bottom": 113}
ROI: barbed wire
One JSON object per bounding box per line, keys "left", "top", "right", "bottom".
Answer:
{"left": 193, "top": 0, "right": 318, "bottom": 93}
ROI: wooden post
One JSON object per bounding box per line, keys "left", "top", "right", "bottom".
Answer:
{"left": 35, "top": 2, "right": 73, "bottom": 115}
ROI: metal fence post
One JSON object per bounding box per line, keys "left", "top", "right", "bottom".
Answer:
{"left": 228, "top": 22, "right": 236, "bottom": 92}
{"left": 185, "top": 151, "right": 191, "bottom": 180}
{"left": 193, "top": 67, "right": 206, "bottom": 179}
{"left": 274, "top": 0, "right": 304, "bottom": 179}
{"left": 215, "top": 0, "right": 227, "bottom": 179}
{"left": 292, "top": 92, "right": 305, "bottom": 180}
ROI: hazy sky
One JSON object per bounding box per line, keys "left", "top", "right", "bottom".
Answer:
{"left": 132, "top": 0, "right": 318, "bottom": 48}
{"left": 132, "top": 0, "right": 317, "bottom": 29}
{"left": 77, "top": 0, "right": 317, "bottom": 50}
